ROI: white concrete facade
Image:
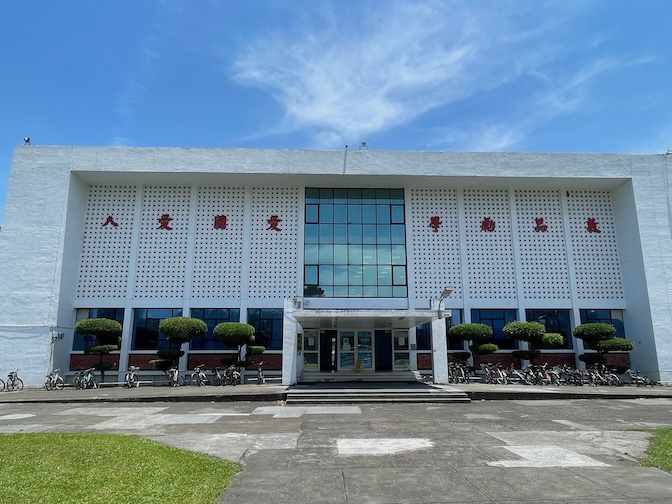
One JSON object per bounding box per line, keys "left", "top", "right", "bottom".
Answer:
{"left": 0, "top": 146, "right": 670, "bottom": 387}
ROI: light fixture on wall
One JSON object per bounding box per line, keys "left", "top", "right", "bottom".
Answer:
{"left": 438, "top": 288, "right": 453, "bottom": 318}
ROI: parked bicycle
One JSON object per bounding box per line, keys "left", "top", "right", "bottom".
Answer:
{"left": 167, "top": 366, "right": 184, "bottom": 387}
{"left": 627, "top": 369, "right": 660, "bottom": 387}
{"left": 125, "top": 366, "right": 140, "bottom": 388}
{"left": 74, "top": 367, "right": 97, "bottom": 390}
{"left": 45, "top": 368, "right": 65, "bottom": 391}
{"left": 211, "top": 367, "right": 225, "bottom": 386}
{"left": 6, "top": 370, "right": 24, "bottom": 392}
{"left": 191, "top": 364, "right": 208, "bottom": 386}
{"left": 224, "top": 364, "right": 241, "bottom": 386}
{"left": 256, "top": 361, "right": 265, "bottom": 385}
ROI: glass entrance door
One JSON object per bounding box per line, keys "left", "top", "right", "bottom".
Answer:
{"left": 339, "top": 331, "right": 374, "bottom": 370}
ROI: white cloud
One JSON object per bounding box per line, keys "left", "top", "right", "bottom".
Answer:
{"left": 229, "top": 0, "right": 658, "bottom": 150}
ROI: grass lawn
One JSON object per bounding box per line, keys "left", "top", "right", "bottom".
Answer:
{"left": 0, "top": 433, "right": 241, "bottom": 504}
{"left": 641, "top": 428, "right": 672, "bottom": 473}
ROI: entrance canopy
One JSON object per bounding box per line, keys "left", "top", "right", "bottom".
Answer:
{"left": 293, "top": 308, "right": 444, "bottom": 330}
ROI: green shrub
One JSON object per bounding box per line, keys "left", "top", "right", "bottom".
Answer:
{"left": 541, "top": 332, "right": 564, "bottom": 348}
{"left": 452, "top": 351, "right": 472, "bottom": 362}
{"left": 74, "top": 318, "right": 122, "bottom": 342}
{"left": 470, "top": 343, "right": 498, "bottom": 355}
{"left": 573, "top": 323, "right": 616, "bottom": 343}
{"left": 214, "top": 323, "right": 256, "bottom": 367}
{"left": 156, "top": 349, "right": 184, "bottom": 361}
{"left": 158, "top": 317, "right": 208, "bottom": 345}
{"left": 74, "top": 318, "right": 122, "bottom": 381}
{"left": 448, "top": 323, "right": 493, "bottom": 342}
{"left": 578, "top": 353, "right": 607, "bottom": 365}
{"left": 595, "top": 337, "right": 634, "bottom": 353}
{"left": 502, "top": 321, "right": 545, "bottom": 343}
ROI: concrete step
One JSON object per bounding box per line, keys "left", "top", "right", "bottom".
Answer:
{"left": 286, "top": 386, "right": 470, "bottom": 404}
{"left": 299, "top": 370, "right": 425, "bottom": 384}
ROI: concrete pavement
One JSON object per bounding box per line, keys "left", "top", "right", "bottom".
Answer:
{"left": 1, "top": 383, "right": 672, "bottom": 503}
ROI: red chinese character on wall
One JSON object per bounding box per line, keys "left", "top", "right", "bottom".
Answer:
{"left": 214, "top": 215, "right": 227, "bottom": 230}
{"left": 267, "top": 215, "right": 282, "bottom": 232}
{"left": 101, "top": 215, "right": 118, "bottom": 228}
{"left": 157, "top": 214, "right": 173, "bottom": 230}
{"left": 586, "top": 217, "right": 601, "bottom": 233}
{"left": 429, "top": 216, "right": 442, "bottom": 232}
{"left": 533, "top": 217, "right": 548, "bottom": 232}
{"left": 480, "top": 217, "right": 496, "bottom": 232}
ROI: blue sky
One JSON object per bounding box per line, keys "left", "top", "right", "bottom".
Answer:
{"left": 1, "top": 0, "right": 671, "bottom": 223}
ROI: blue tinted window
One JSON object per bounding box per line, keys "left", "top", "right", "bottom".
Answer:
{"left": 190, "top": 308, "right": 240, "bottom": 350}
{"left": 132, "top": 308, "right": 182, "bottom": 350}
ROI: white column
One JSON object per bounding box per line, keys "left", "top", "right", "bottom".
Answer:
{"left": 431, "top": 298, "right": 449, "bottom": 384}
{"left": 282, "top": 298, "right": 299, "bottom": 385}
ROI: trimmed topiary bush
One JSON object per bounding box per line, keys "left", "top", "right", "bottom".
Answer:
{"left": 541, "top": 332, "right": 564, "bottom": 348}
{"left": 75, "top": 318, "right": 122, "bottom": 383}
{"left": 502, "top": 321, "right": 545, "bottom": 344}
{"left": 150, "top": 317, "right": 207, "bottom": 376}
{"left": 214, "top": 322, "right": 256, "bottom": 370}
{"left": 452, "top": 351, "right": 472, "bottom": 362}
{"left": 573, "top": 323, "right": 616, "bottom": 344}
{"left": 158, "top": 317, "right": 208, "bottom": 346}
{"left": 448, "top": 323, "right": 493, "bottom": 342}
{"left": 578, "top": 353, "right": 607, "bottom": 366}
{"left": 573, "top": 323, "right": 633, "bottom": 367}
{"left": 503, "top": 321, "right": 563, "bottom": 363}
{"left": 470, "top": 343, "right": 499, "bottom": 355}
{"left": 595, "top": 337, "right": 634, "bottom": 353}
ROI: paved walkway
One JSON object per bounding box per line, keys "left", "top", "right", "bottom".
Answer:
{"left": 2, "top": 382, "right": 672, "bottom": 503}
{"left": 1, "top": 380, "right": 671, "bottom": 404}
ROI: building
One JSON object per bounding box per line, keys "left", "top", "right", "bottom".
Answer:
{"left": 1, "top": 146, "right": 670, "bottom": 387}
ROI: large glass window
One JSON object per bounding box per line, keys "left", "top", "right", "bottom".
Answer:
{"left": 470, "top": 309, "right": 518, "bottom": 350}
{"left": 304, "top": 188, "right": 407, "bottom": 298}
{"left": 446, "top": 309, "right": 464, "bottom": 350}
{"left": 247, "top": 309, "right": 283, "bottom": 350}
{"left": 525, "top": 309, "right": 573, "bottom": 349}
{"left": 73, "top": 308, "right": 125, "bottom": 351}
{"left": 189, "top": 308, "right": 240, "bottom": 350}
{"left": 131, "top": 308, "right": 183, "bottom": 350}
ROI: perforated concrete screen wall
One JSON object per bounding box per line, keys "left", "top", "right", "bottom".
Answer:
{"left": 77, "top": 185, "right": 137, "bottom": 298}
{"left": 567, "top": 190, "right": 624, "bottom": 300}
{"left": 192, "top": 187, "right": 245, "bottom": 299}
{"left": 463, "top": 189, "right": 517, "bottom": 300}
{"left": 248, "top": 187, "right": 300, "bottom": 299}
{"left": 134, "top": 186, "right": 191, "bottom": 298}
{"left": 410, "top": 188, "right": 462, "bottom": 299}
{"left": 514, "top": 189, "right": 570, "bottom": 300}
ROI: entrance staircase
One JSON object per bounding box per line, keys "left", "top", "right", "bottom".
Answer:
{"left": 288, "top": 370, "right": 470, "bottom": 404}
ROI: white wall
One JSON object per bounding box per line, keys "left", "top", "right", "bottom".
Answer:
{"left": 2, "top": 146, "right": 671, "bottom": 385}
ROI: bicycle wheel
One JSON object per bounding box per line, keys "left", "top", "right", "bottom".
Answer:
{"left": 14, "top": 379, "right": 24, "bottom": 391}
{"left": 212, "top": 374, "right": 221, "bottom": 386}
{"left": 191, "top": 373, "right": 199, "bottom": 386}
{"left": 177, "top": 374, "right": 185, "bottom": 386}
{"left": 125, "top": 373, "right": 133, "bottom": 388}
{"left": 0, "top": 378, "right": 5, "bottom": 391}
{"left": 45, "top": 378, "right": 53, "bottom": 391}
{"left": 55, "top": 377, "right": 64, "bottom": 390}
